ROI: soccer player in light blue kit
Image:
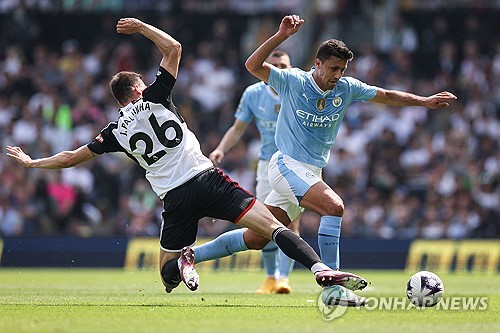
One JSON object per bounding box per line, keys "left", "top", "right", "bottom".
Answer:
{"left": 209, "top": 50, "right": 301, "bottom": 294}
{"left": 194, "top": 15, "right": 455, "bottom": 305}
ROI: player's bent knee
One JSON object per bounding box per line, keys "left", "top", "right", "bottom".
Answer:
{"left": 329, "top": 204, "right": 344, "bottom": 216}
{"left": 243, "top": 230, "right": 270, "bottom": 250}
{"left": 324, "top": 198, "right": 344, "bottom": 216}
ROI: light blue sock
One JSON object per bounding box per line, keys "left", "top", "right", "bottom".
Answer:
{"left": 193, "top": 228, "right": 248, "bottom": 263}
{"left": 278, "top": 249, "right": 295, "bottom": 279}
{"left": 261, "top": 242, "right": 278, "bottom": 277}
{"left": 318, "top": 215, "right": 342, "bottom": 270}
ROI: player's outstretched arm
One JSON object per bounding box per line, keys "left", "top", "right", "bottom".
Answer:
{"left": 371, "top": 88, "right": 457, "bottom": 109}
{"left": 209, "top": 119, "right": 249, "bottom": 164}
{"left": 116, "top": 18, "right": 181, "bottom": 78}
{"left": 245, "top": 15, "right": 303, "bottom": 82}
{"left": 6, "top": 145, "right": 96, "bottom": 169}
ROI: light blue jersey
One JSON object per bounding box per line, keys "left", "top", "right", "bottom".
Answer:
{"left": 235, "top": 81, "right": 281, "bottom": 161}
{"left": 268, "top": 67, "right": 377, "bottom": 167}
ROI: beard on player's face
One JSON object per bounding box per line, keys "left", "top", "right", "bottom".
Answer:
{"left": 315, "top": 57, "right": 346, "bottom": 90}
{"left": 315, "top": 67, "right": 339, "bottom": 90}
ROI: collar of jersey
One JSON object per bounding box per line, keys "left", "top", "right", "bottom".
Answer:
{"left": 308, "top": 67, "right": 333, "bottom": 98}
{"left": 118, "top": 98, "right": 143, "bottom": 116}
{"left": 121, "top": 98, "right": 143, "bottom": 111}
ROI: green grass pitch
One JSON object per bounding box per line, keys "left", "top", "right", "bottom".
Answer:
{"left": 0, "top": 268, "right": 498, "bottom": 333}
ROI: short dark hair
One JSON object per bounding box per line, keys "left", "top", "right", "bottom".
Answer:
{"left": 109, "top": 71, "right": 142, "bottom": 105}
{"left": 269, "top": 49, "right": 289, "bottom": 58}
{"left": 316, "top": 39, "right": 354, "bottom": 62}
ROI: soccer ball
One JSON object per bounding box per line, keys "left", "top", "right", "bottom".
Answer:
{"left": 406, "top": 271, "right": 444, "bottom": 307}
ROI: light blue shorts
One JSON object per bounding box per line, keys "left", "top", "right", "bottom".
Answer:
{"left": 264, "top": 151, "right": 321, "bottom": 220}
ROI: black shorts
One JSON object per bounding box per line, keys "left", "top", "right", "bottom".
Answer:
{"left": 160, "top": 167, "right": 256, "bottom": 251}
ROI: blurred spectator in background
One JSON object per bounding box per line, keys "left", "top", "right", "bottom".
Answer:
{"left": 0, "top": 192, "right": 23, "bottom": 236}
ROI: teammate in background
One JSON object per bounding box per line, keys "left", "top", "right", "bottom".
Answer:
{"left": 5, "top": 17, "right": 368, "bottom": 297}
{"left": 209, "top": 50, "right": 299, "bottom": 294}
{"left": 192, "top": 14, "right": 456, "bottom": 304}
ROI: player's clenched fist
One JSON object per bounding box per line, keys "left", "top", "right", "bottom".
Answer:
{"left": 116, "top": 18, "right": 144, "bottom": 34}
{"left": 278, "top": 15, "right": 304, "bottom": 37}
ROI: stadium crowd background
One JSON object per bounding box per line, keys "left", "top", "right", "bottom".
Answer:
{"left": 0, "top": 0, "right": 498, "bottom": 242}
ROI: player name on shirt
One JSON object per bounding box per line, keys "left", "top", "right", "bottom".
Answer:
{"left": 118, "top": 102, "right": 152, "bottom": 136}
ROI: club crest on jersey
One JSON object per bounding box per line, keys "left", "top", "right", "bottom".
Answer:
{"left": 333, "top": 96, "right": 342, "bottom": 107}
{"left": 274, "top": 104, "right": 281, "bottom": 114}
{"left": 317, "top": 98, "right": 326, "bottom": 111}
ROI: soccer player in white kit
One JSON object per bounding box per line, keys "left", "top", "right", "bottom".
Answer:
{"left": 209, "top": 50, "right": 300, "bottom": 294}
{"left": 6, "top": 17, "right": 369, "bottom": 297}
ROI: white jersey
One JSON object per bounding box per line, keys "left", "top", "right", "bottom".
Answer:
{"left": 88, "top": 67, "right": 213, "bottom": 199}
